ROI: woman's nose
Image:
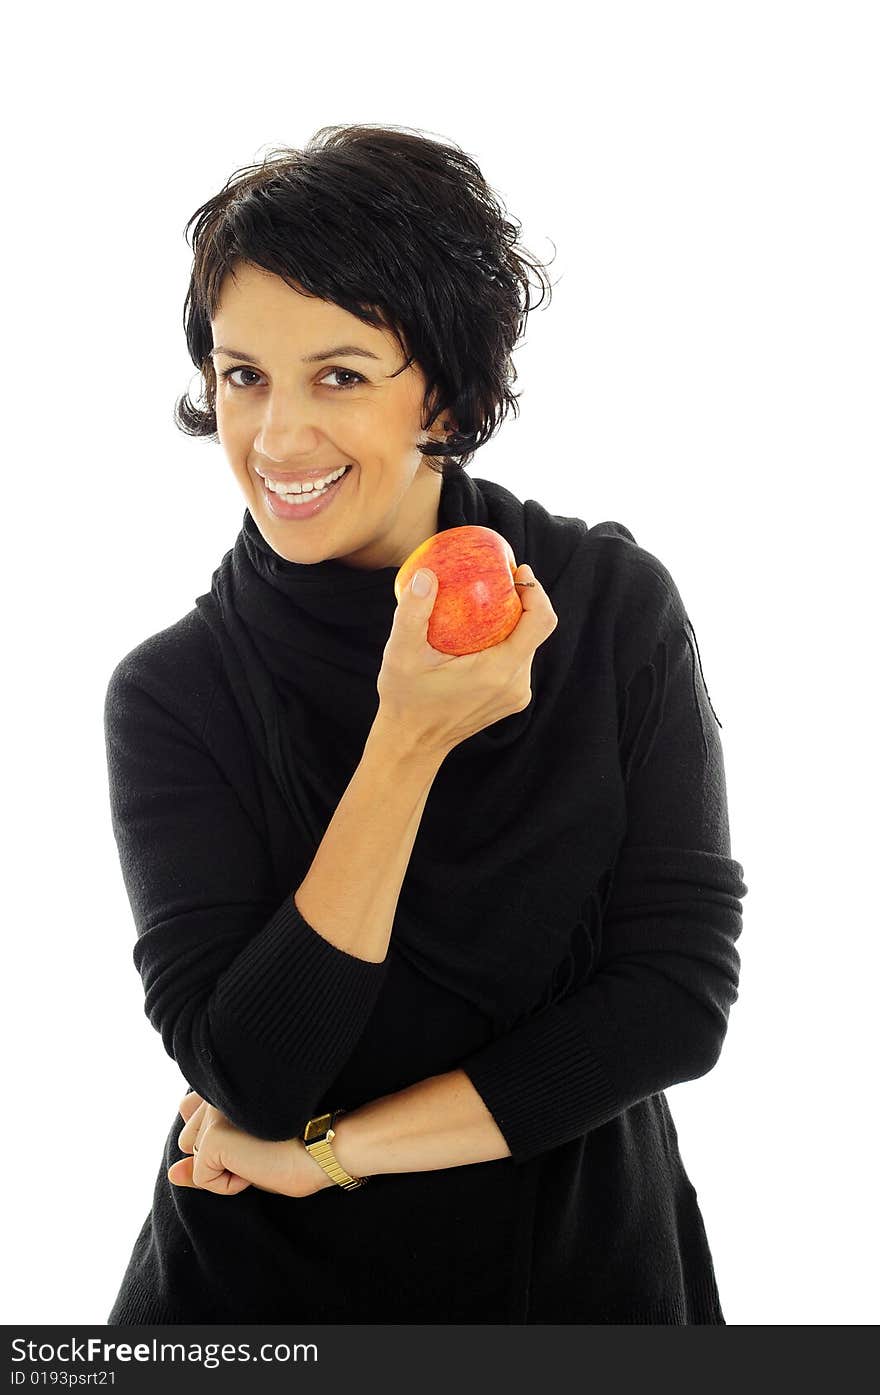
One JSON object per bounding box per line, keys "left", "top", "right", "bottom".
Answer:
{"left": 256, "top": 414, "right": 322, "bottom": 463}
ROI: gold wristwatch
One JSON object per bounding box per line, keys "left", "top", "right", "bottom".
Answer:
{"left": 302, "top": 1109, "right": 367, "bottom": 1191}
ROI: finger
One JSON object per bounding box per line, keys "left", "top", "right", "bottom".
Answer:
{"left": 168, "top": 1150, "right": 252, "bottom": 1196}
{"left": 513, "top": 560, "right": 537, "bottom": 589}
{"left": 507, "top": 564, "right": 558, "bottom": 644}
{"left": 178, "top": 1090, "right": 204, "bottom": 1122}
{"left": 178, "top": 1100, "right": 206, "bottom": 1155}
{"left": 167, "top": 1155, "right": 250, "bottom": 1195}
{"left": 513, "top": 563, "right": 544, "bottom": 608}
{"left": 180, "top": 1099, "right": 225, "bottom": 1157}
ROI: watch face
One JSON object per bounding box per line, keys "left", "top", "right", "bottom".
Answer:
{"left": 303, "top": 1113, "right": 334, "bottom": 1143}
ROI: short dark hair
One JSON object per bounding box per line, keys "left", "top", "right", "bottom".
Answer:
{"left": 175, "top": 123, "right": 556, "bottom": 476}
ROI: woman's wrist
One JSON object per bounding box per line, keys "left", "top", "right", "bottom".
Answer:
{"left": 290, "top": 1111, "right": 370, "bottom": 1194}
{"left": 327, "top": 1108, "right": 371, "bottom": 1181}
{"left": 317, "top": 1072, "right": 511, "bottom": 1184}
{"left": 299, "top": 1138, "right": 339, "bottom": 1190}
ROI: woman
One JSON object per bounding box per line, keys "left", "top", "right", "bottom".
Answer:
{"left": 104, "top": 123, "right": 747, "bottom": 1324}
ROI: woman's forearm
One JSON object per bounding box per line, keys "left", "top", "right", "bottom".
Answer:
{"left": 293, "top": 713, "right": 447, "bottom": 964}
{"left": 329, "top": 1069, "right": 512, "bottom": 1177}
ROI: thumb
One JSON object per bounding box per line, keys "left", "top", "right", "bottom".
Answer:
{"left": 168, "top": 1156, "right": 196, "bottom": 1187}
{"left": 401, "top": 567, "right": 437, "bottom": 608}
{"left": 390, "top": 568, "right": 438, "bottom": 650}
{"left": 167, "top": 1153, "right": 252, "bottom": 1195}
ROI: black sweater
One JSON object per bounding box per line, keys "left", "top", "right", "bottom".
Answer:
{"left": 103, "top": 506, "right": 746, "bottom": 1325}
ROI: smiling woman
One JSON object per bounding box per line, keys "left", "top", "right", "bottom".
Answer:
{"left": 104, "top": 122, "right": 746, "bottom": 1328}
{"left": 205, "top": 259, "right": 450, "bottom": 568}
{"left": 173, "top": 124, "right": 555, "bottom": 570}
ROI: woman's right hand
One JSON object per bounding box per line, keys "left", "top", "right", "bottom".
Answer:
{"left": 375, "top": 562, "right": 558, "bottom": 759}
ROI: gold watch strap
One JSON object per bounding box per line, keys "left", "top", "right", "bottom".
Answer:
{"left": 302, "top": 1109, "right": 367, "bottom": 1191}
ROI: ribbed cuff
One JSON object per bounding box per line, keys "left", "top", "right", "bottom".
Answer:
{"left": 462, "top": 1006, "right": 620, "bottom": 1165}
{"left": 212, "top": 892, "right": 388, "bottom": 1059}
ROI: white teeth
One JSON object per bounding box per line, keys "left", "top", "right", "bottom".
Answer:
{"left": 263, "top": 464, "right": 349, "bottom": 496}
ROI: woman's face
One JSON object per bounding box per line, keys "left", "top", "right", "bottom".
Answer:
{"left": 209, "top": 261, "right": 450, "bottom": 570}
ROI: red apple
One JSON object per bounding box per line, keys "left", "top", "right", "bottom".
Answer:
{"left": 394, "top": 525, "right": 523, "bottom": 655}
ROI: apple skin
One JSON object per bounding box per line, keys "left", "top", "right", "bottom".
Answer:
{"left": 394, "top": 525, "right": 523, "bottom": 656}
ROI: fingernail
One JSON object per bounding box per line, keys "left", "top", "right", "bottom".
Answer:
{"left": 411, "top": 569, "right": 431, "bottom": 596}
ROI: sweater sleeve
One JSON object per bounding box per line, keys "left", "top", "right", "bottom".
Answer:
{"left": 458, "top": 568, "right": 747, "bottom": 1165}
{"left": 104, "top": 659, "right": 388, "bottom": 1141}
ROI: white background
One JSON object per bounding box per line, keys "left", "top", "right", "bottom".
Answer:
{"left": 2, "top": 0, "right": 877, "bottom": 1327}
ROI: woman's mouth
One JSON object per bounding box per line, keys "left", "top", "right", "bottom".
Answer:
{"left": 258, "top": 464, "right": 353, "bottom": 520}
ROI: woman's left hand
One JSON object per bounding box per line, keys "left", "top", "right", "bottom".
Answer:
{"left": 168, "top": 1090, "right": 336, "bottom": 1198}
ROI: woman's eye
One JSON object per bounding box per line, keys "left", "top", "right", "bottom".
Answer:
{"left": 220, "top": 366, "right": 364, "bottom": 390}
{"left": 322, "top": 368, "right": 365, "bottom": 389}
{"left": 221, "top": 367, "right": 262, "bottom": 389}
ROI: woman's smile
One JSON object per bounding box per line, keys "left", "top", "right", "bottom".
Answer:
{"left": 257, "top": 462, "right": 354, "bottom": 520}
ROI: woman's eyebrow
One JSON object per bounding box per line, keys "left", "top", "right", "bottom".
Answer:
{"left": 209, "top": 344, "right": 383, "bottom": 364}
